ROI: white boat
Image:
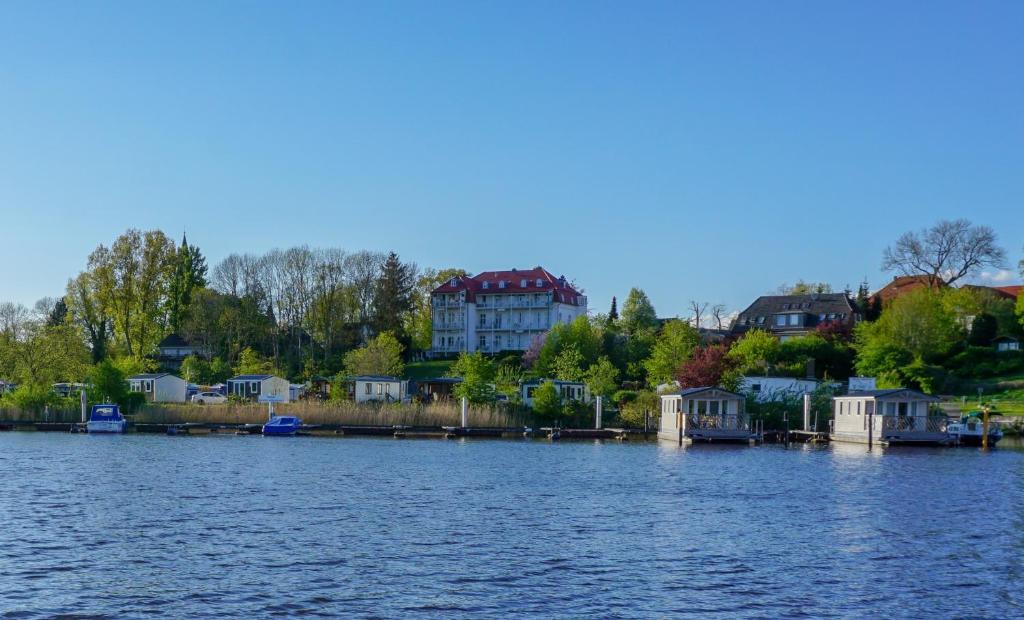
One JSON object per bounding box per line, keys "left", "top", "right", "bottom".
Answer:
{"left": 86, "top": 404, "right": 127, "bottom": 434}
{"left": 947, "top": 412, "right": 1002, "bottom": 447}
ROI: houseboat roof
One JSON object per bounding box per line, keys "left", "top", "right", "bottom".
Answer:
{"left": 667, "top": 386, "right": 744, "bottom": 399}
{"left": 838, "top": 388, "right": 939, "bottom": 401}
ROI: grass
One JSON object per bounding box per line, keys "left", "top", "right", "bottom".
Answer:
{"left": 402, "top": 360, "right": 454, "bottom": 381}
{"left": 132, "top": 399, "right": 530, "bottom": 427}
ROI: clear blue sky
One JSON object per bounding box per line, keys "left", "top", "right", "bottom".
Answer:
{"left": 2, "top": 1, "right": 1022, "bottom": 317}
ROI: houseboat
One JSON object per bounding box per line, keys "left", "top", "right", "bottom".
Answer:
{"left": 86, "top": 404, "right": 127, "bottom": 434}
{"left": 831, "top": 389, "right": 948, "bottom": 446}
{"left": 659, "top": 387, "right": 753, "bottom": 444}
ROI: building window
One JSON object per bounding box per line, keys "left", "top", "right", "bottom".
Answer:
{"left": 482, "top": 281, "right": 489, "bottom": 289}
{"left": 756, "top": 316, "right": 765, "bottom": 324}
{"left": 251, "top": 381, "right": 261, "bottom": 395}
{"left": 776, "top": 315, "right": 786, "bottom": 326}
{"left": 479, "top": 336, "right": 486, "bottom": 349}
{"left": 536, "top": 278, "right": 543, "bottom": 287}
{"left": 144, "top": 380, "right": 153, "bottom": 393}
{"left": 520, "top": 279, "right": 527, "bottom": 287}
{"left": 364, "top": 382, "right": 372, "bottom": 395}
{"left": 788, "top": 314, "right": 799, "bottom": 326}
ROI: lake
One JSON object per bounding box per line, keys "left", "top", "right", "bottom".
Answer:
{"left": 1, "top": 433, "right": 1022, "bottom": 618}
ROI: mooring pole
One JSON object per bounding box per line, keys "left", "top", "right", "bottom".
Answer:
{"left": 80, "top": 389, "right": 87, "bottom": 423}
{"left": 982, "top": 405, "right": 990, "bottom": 451}
{"left": 595, "top": 396, "right": 603, "bottom": 430}
{"left": 784, "top": 410, "right": 790, "bottom": 448}
{"left": 460, "top": 396, "right": 468, "bottom": 429}
{"left": 803, "top": 394, "right": 811, "bottom": 431}
{"left": 643, "top": 409, "right": 649, "bottom": 436}
{"left": 867, "top": 408, "right": 874, "bottom": 452}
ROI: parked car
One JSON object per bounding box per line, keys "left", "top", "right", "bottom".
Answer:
{"left": 191, "top": 391, "right": 227, "bottom": 405}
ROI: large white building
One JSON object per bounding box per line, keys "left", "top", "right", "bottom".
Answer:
{"left": 431, "top": 267, "right": 588, "bottom": 355}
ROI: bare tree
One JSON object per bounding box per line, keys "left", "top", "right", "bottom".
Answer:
{"left": 689, "top": 300, "right": 709, "bottom": 329}
{"left": 710, "top": 304, "right": 727, "bottom": 331}
{"left": 882, "top": 219, "right": 1006, "bottom": 287}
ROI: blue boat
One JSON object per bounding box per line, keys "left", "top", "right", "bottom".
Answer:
{"left": 86, "top": 404, "right": 127, "bottom": 434}
{"left": 262, "top": 415, "right": 302, "bottom": 436}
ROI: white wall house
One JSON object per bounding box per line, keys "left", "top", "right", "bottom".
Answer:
{"left": 430, "top": 267, "right": 587, "bottom": 356}
{"left": 520, "top": 380, "right": 591, "bottom": 408}
{"left": 225, "top": 375, "right": 292, "bottom": 402}
{"left": 659, "top": 387, "right": 752, "bottom": 444}
{"left": 831, "top": 389, "right": 945, "bottom": 445}
{"left": 353, "top": 376, "right": 409, "bottom": 403}
{"left": 128, "top": 373, "right": 188, "bottom": 403}
{"left": 738, "top": 376, "right": 820, "bottom": 402}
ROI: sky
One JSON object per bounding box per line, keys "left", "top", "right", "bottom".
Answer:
{"left": 1, "top": 1, "right": 1022, "bottom": 318}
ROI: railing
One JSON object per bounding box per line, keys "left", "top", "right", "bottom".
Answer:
{"left": 881, "top": 416, "right": 948, "bottom": 433}
{"left": 687, "top": 414, "right": 750, "bottom": 431}
{"left": 433, "top": 322, "right": 465, "bottom": 329}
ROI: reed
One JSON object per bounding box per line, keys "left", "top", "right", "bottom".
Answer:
{"left": 132, "top": 400, "right": 532, "bottom": 428}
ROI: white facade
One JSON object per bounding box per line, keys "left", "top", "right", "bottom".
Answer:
{"left": 739, "top": 376, "right": 819, "bottom": 402}
{"left": 831, "top": 389, "right": 945, "bottom": 445}
{"left": 128, "top": 374, "right": 187, "bottom": 403}
{"left": 226, "top": 375, "right": 293, "bottom": 402}
{"left": 521, "top": 380, "right": 591, "bottom": 408}
{"left": 353, "top": 377, "right": 409, "bottom": 403}
{"left": 431, "top": 269, "right": 588, "bottom": 355}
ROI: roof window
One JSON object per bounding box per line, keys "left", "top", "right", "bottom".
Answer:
{"left": 482, "top": 281, "right": 490, "bottom": 289}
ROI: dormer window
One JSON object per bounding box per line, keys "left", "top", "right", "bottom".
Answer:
{"left": 520, "top": 279, "right": 527, "bottom": 287}
{"left": 498, "top": 280, "right": 506, "bottom": 289}
{"left": 482, "top": 281, "right": 490, "bottom": 289}
{"left": 449, "top": 277, "right": 457, "bottom": 286}
{"left": 535, "top": 278, "right": 543, "bottom": 287}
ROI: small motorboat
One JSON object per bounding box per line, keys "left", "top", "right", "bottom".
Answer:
{"left": 262, "top": 415, "right": 302, "bottom": 436}
{"left": 947, "top": 412, "right": 1003, "bottom": 447}
{"left": 86, "top": 404, "right": 127, "bottom": 434}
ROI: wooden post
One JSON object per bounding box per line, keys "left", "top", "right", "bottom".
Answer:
{"left": 676, "top": 412, "right": 683, "bottom": 446}
{"left": 982, "top": 405, "right": 990, "bottom": 451}
{"left": 867, "top": 408, "right": 874, "bottom": 451}
{"left": 643, "top": 409, "right": 649, "bottom": 436}
{"left": 803, "top": 394, "right": 811, "bottom": 431}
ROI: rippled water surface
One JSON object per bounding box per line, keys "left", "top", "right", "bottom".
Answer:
{"left": 1, "top": 433, "right": 1023, "bottom": 618}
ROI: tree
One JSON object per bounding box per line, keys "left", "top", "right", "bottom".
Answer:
{"left": 607, "top": 297, "right": 618, "bottom": 324}
{"left": 450, "top": 352, "right": 497, "bottom": 404}
{"left": 882, "top": 218, "right": 1006, "bottom": 287}
{"left": 552, "top": 345, "right": 585, "bottom": 381}
{"left": 644, "top": 319, "right": 700, "bottom": 386}
{"left": 371, "top": 251, "right": 416, "bottom": 344}
{"left": 494, "top": 362, "right": 524, "bottom": 403}
{"left": 584, "top": 356, "right": 620, "bottom": 401}
{"left": 689, "top": 300, "right": 709, "bottom": 329}
{"left": 530, "top": 380, "right": 562, "bottom": 418}
{"left": 677, "top": 345, "right": 736, "bottom": 390}
{"left": 166, "top": 233, "right": 208, "bottom": 333}
{"left": 90, "top": 359, "right": 129, "bottom": 405}
{"left": 66, "top": 271, "right": 111, "bottom": 362}
{"left": 234, "top": 347, "right": 279, "bottom": 376}
{"left": 778, "top": 281, "right": 832, "bottom": 295}
{"left": 727, "top": 329, "right": 780, "bottom": 375}
{"left": 536, "top": 316, "right": 604, "bottom": 376}
{"left": 968, "top": 313, "right": 998, "bottom": 347}
{"left": 620, "top": 288, "right": 658, "bottom": 334}
{"left": 342, "top": 331, "right": 405, "bottom": 377}
{"left": 710, "top": 304, "right": 727, "bottom": 331}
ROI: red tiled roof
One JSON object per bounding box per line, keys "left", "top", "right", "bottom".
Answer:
{"left": 431, "top": 267, "right": 583, "bottom": 305}
{"left": 993, "top": 285, "right": 1023, "bottom": 299}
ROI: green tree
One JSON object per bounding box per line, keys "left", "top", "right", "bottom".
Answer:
{"left": 968, "top": 313, "right": 998, "bottom": 346}
{"left": 90, "top": 359, "right": 129, "bottom": 405}
{"left": 643, "top": 319, "right": 700, "bottom": 385}
{"left": 620, "top": 288, "right": 658, "bottom": 334}
{"left": 234, "top": 347, "right": 279, "bottom": 376}
{"left": 166, "top": 233, "right": 208, "bottom": 333}
{"left": 450, "top": 351, "right": 497, "bottom": 404}
{"left": 180, "top": 355, "right": 211, "bottom": 384}
{"left": 607, "top": 296, "right": 618, "bottom": 324}
{"left": 371, "top": 251, "right": 416, "bottom": 345}
{"left": 66, "top": 271, "right": 111, "bottom": 362}
{"left": 494, "top": 361, "right": 524, "bottom": 403}
{"left": 552, "top": 345, "right": 585, "bottom": 381}
{"left": 727, "top": 329, "right": 780, "bottom": 375}
{"left": 584, "top": 355, "right": 620, "bottom": 401}
{"left": 342, "top": 331, "right": 405, "bottom": 377}
{"left": 779, "top": 281, "right": 832, "bottom": 295}
{"left": 531, "top": 380, "right": 562, "bottom": 418}
{"left": 536, "top": 315, "right": 604, "bottom": 376}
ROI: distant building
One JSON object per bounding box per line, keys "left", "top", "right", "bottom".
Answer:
{"left": 415, "top": 377, "right": 463, "bottom": 402}
{"left": 993, "top": 336, "right": 1021, "bottom": 352}
{"left": 521, "top": 379, "right": 591, "bottom": 408}
{"left": 961, "top": 284, "right": 1023, "bottom": 302}
{"left": 352, "top": 376, "right": 409, "bottom": 403}
{"left": 738, "top": 376, "right": 820, "bottom": 402}
{"left": 730, "top": 293, "right": 859, "bottom": 341}
{"left": 225, "top": 375, "right": 292, "bottom": 402}
{"left": 128, "top": 373, "right": 188, "bottom": 403}
{"left": 871, "top": 275, "right": 945, "bottom": 306}
{"left": 430, "top": 267, "right": 587, "bottom": 356}
{"left": 156, "top": 333, "right": 202, "bottom": 370}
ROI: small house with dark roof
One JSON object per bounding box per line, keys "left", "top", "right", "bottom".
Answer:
{"left": 993, "top": 335, "right": 1021, "bottom": 352}
{"left": 128, "top": 373, "right": 187, "bottom": 403}
{"left": 156, "top": 333, "right": 203, "bottom": 370}
{"left": 831, "top": 388, "right": 945, "bottom": 445}
{"left": 730, "top": 293, "right": 859, "bottom": 341}
{"left": 659, "top": 387, "right": 752, "bottom": 444}
{"left": 225, "top": 374, "right": 291, "bottom": 402}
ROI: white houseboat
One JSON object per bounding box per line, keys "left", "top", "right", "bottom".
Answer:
{"left": 659, "top": 387, "right": 753, "bottom": 444}
{"left": 831, "top": 388, "right": 948, "bottom": 446}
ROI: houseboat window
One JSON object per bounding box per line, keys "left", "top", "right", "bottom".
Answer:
{"left": 364, "top": 383, "right": 372, "bottom": 395}
{"left": 709, "top": 401, "right": 719, "bottom": 415}
{"left": 377, "top": 383, "right": 383, "bottom": 395}
{"left": 144, "top": 380, "right": 152, "bottom": 392}
{"left": 865, "top": 401, "right": 874, "bottom": 415}
{"left": 697, "top": 401, "right": 708, "bottom": 415}
{"left": 687, "top": 399, "right": 695, "bottom": 414}
{"left": 898, "top": 402, "right": 908, "bottom": 416}
{"left": 856, "top": 401, "right": 861, "bottom": 415}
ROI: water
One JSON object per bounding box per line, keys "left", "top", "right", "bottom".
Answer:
{"left": 1, "top": 434, "right": 1022, "bottom": 619}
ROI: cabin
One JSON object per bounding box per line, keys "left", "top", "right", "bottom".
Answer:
{"left": 416, "top": 377, "right": 463, "bottom": 402}
{"left": 659, "top": 387, "right": 752, "bottom": 444}
{"left": 127, "top": 373, "right": 188, "bottom": 403}
{"left": 831, "top": 388, "right": 945, "bottom": 445}
{"left": 225, "top": 374, "right": 292, "bottom": 402}
{"left": 352, "top": 376, "right": 409, "bottom": 403}
{"left": 521, "top": 379, "right": 591, "bottom": 408}
{"left": 738, "top": 376, "right": 819, "bottom": 402}
{"left": 993, "top": 336, "right": 1021, "bottom": 352}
